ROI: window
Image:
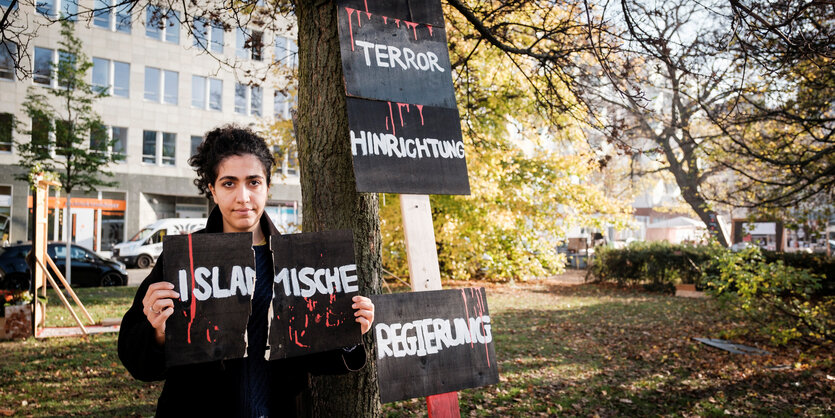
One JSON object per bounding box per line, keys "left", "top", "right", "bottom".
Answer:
{"left": 56, "top": 51, "right": 75, "bottom": 88}
{"left": 234, "top": 83, "right": 261, "bottom": 116}
{"left": 92, "top": 57, "right": 130, "bottom": 97}
{"left": 145, "top": 67, "right": 178, "bottom": 104}
{"left": 191, "top": 76, "right": 222, "bottom": 110}
{"left": 193, "top": 18, "right": 224, "bottom": 53}
{"left": 0, "top": 113, "right": 12, "bottom": 152}
{"left": 146, "top": 6, "right": 180, "bottom": 44}
{"left": 54, "top": 119, "right": 72, "bottom": 150}
{"left": 236, "top": 28, "right": 263, "bottom": 61}
{"left": 0, "top": 41, "right": 15, "bottom": 80}
{"left": 286, "top": 149, "right": 298, "bottom": 175}
{"left": 274, "top": 91, "right": 293, "bottom": 119}
{"left": 143, "top": 130, "right": 176, "bottom": 166}
{"left": 89, "top": 123, "right": 108, "bottom": 152}
{"left": 33, "top": 47, "right": 52, "bottom": 86}
{"left": 111, "top": 126, "right": 127, "bottom": 158}
{"left": 93, "top": 0, "right": 131, "bottom": 33}
{"left": 190, "top": 135, "right": 202, "bottom": 157}
{"left": 31, "top": 114, "right": 50, "bottom": 154}
{"left": 274, "top": 35, "right": 298, "bottom": 67}
{"left": 37, "top": 0, "right": 77, "bottom": 20}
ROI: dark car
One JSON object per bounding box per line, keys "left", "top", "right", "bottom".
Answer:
{"left": 0, "top": 242, "right": 128, "bottom": 290}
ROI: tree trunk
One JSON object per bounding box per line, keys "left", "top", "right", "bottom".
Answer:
{"left": 679, "top": 184, "right": 730, "bottom": 247}
{"left": 65, "top": 191, "right": 72, "bottom": 285}
{"left": 295, "top": 2, "right": 382, "bottom": 417}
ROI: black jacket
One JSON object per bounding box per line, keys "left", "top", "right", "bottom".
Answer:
{"left": 118, "top": 207, "right": 366, "bottom": 417}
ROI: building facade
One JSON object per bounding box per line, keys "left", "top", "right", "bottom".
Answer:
{"left": 0, "top": 1, "right": 301, "bottom": 255}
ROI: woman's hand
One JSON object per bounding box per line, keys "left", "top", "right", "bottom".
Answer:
{"left": 352, "top": 295, "right": 375, "bottom": 335}
{"left": 142, "top": 282, "right": 179, "bottom": 345}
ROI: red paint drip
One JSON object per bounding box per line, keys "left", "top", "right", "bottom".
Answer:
{"left": 315, "top": 313, "right": 322, "bottom": 323}
{"left": 294, "top": 330, "right": 309, "bottom": 348}
{"left": 305, "top": 297, "right": 317, "bottom": 311}
{"left": 206, "top": 328, "right": 211, "bottom": 343}
{"left": 187, "top": 233, "right": 196, "bottom": 344}
{"left": 461, "top": 289, "right": 473, "bottom": 348}
{"left": 365, "top": 12, "right": 372, "bottom": 20}
{"left": 383, "top": 16, "right": 388, "bottom": 24}
{"left": 416, "top": 104, "right": 425, "bottom": 125}
{"left": 387, "top": 102, "right": 396, "bottom": 135}
{"left": 305, "top": 314, "right": 309, "bottom": 328}
{"left": 404, "top": 21, "right": 419, "bottom": 40}
{"left": 345, "top": 8, "right": 356, "bottom": 51}
{"left": 474, "top": 288, "right": 491, "bottom": 367}
{"left": 363, "top": 0, "right": 368, "bottom": 13}
{"left": 394, "top": 19, "right": 401, "bottom": 28}
{"left": 427, "top": 24, "right": 434, "bottom": 36}
{"left": 397, "top": 103, "right": 409, "bottom": 127}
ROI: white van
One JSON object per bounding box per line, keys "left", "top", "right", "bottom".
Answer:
{"left": 112, "top": 218, "right": 207, "bottom": 268}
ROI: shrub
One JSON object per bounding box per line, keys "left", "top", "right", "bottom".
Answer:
{"left": 705, "top": 246, "right": 835, "bottom": 345}
{"left": 589, "top": 241, "right": 722, "bottom": 290}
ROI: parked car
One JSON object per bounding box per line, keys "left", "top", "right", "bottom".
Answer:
{"left": 0, "top": 242, "right": 128, "bottom": 290}
{"left": 112, "top": 218, "right": 207, "bottom": 268}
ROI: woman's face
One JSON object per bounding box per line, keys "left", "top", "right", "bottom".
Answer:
{"left": 208, "top": 154, "right": 269, "bottom": 235}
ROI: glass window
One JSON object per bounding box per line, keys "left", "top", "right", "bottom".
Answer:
{"left": 113, "top": 61, "right": 129, "bottom": 97}
{"left": 56, "top": 51, "right": 75, "bottom": 88}
{"left": 92, "top": 0, "right": 110, "bottom": 28}
{"left": 190, "top": 135, "right": 202, "bottom": 157}
{"left": 210, "top": 23, "right": 224, "bottom": 53}
{"left": 162, "top": 132, "right": 176, "bottom": 166}
{"left": 111, "top": 126, "right": 127, "bottom": 157}
{"left": 275, "top": 36, "right": 297, "bottom": 67}
{"left": 61, "top": 0, "right": 78, "bottom": 20}
{"left": 54, "top": 119, "right": 71, "bottom": 149}
{"left": 115, "top": 3, "right": 131, "bottom": 33}
{"left": 193, "top": 17, "right": 207, "bottom": 47}
{"left": 251, "top": 85, "right": 262, "bottom": 116}
{"left": 144, "top": 67, "right": 160, "bottom": 101}
{"left": 92, "top": 57, "right": 109, "bottom": 94}
{"left": 250, "top": 30, "right": 263, "bottom": 61}
{"left": 31, "top": 114, "right": 50, "bottom": 153}
{"left": 191, "top": 75, "right": 206, "bottom": 108}
{"left": 236, "top": 28, "right": 248, "bottom": 59}
{"left": 146, "top": 6, "right": 162, "bottom": 40}
{"left": 274, "top": 91, "right": 288, "bottom": 119}
{"left": 235, "top": 83, "right": 247, "bottom": 114}
{"left": 89, "top": 123, "right": 108, "bottom": 151}
{"left": 165, "top": 10, "right": 180, "bottom": 44}
{"left": 0, "top": 113, "right": 12, "bottom": 152}
{"left": 142, "top": 130, "right": 156, "bottom": 163}
{"left": 209, "top": 78, "right": 222, "bottom": 111}
{"left": 163, "top": 70, "right": 178, "bottom": 104}
{"left": 0, "top": 40, "right": 14, "bottom": 80}
{"left": 34, "top": 47, "right": 53, "bottom": 86}
{"left": 36, "top": 0, "right": 54, "bottom": 16}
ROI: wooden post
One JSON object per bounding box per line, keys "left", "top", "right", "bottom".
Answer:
{"left": 400, "top": 194, "right": 461, "bottom": 418}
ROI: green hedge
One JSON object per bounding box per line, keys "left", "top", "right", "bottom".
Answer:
{"left": 588, "top": 241, "right": 722, "bottom": 290}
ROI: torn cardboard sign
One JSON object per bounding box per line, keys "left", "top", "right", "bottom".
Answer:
{"left": 267, "top": 230, "right": 362, "bottom": 360}
{"left": 163, "top": 232, "right": 255, "bottom": 367}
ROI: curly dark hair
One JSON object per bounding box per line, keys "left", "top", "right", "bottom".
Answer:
{"left": 188, "top": 125, "right": 274, "bottom": 197}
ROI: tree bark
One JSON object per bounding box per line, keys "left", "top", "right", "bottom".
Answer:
{"left": 295, "top": 1, "right": 382, "bottom": 416}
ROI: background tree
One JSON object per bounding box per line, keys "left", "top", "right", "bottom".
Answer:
{"left": 14, "top": 20, "right": 122, "bottom": 284}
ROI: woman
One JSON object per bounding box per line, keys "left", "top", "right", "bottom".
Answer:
{"left": 118, "top": 125, "right": 375, "bottom": 417}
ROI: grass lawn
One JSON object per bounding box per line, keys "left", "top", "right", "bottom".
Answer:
{"left": 1, "top": 279, "right": 833, "bottom": 416}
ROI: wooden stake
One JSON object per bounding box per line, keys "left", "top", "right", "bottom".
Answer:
{"left": 35, "top": 258, "right": 88, "bottom": 335}
{"left": 45, "top": 255, "right": 95, "bottom": 324}
{"left": 399, "top": 194, "right": 461, "bottom": 418}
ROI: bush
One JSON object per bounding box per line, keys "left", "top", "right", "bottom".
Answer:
{"left": 589, "top": 241, "right": 722, "bottom": 290}
{"left": 705, "top": 246, "right": 835, "bottom": 345}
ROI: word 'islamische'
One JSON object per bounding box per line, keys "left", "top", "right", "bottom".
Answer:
{"left": 375, "top": 315, "right": 493, "bottom": 359}
{"left": 177, "top": 266, "right": 255, "bottom": 302}
{"left": 274, "top": 264, "right": 359, "bottom": 298}
{"left": 350, "top": 130, "right": 465, "bottom": 159}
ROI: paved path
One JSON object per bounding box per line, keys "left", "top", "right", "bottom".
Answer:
{"left": 127, "top": 267, "right": 152, "bottom": 286}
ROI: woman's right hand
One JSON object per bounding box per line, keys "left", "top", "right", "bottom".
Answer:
{"left": 142, "top": 282, "right": 179, "bottom": 345}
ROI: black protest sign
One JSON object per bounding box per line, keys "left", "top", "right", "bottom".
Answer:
{"left": 347, "top": 97, "right": 470, "bottom": 195}
{"left": 162, "top": 232, "right": 254, "bottom": 367}
{"left": 336, "top": 0, "right": 455, "bottom": 108}
{"left": 267, "top": 230, "right": 362, "bottom": 360}
{"left": 372, "top": 288, "right": 499, "bottom": 403}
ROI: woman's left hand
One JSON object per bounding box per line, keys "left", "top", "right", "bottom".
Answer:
{"left": 352, "top": 295, "right": 375, "bottom": 335}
